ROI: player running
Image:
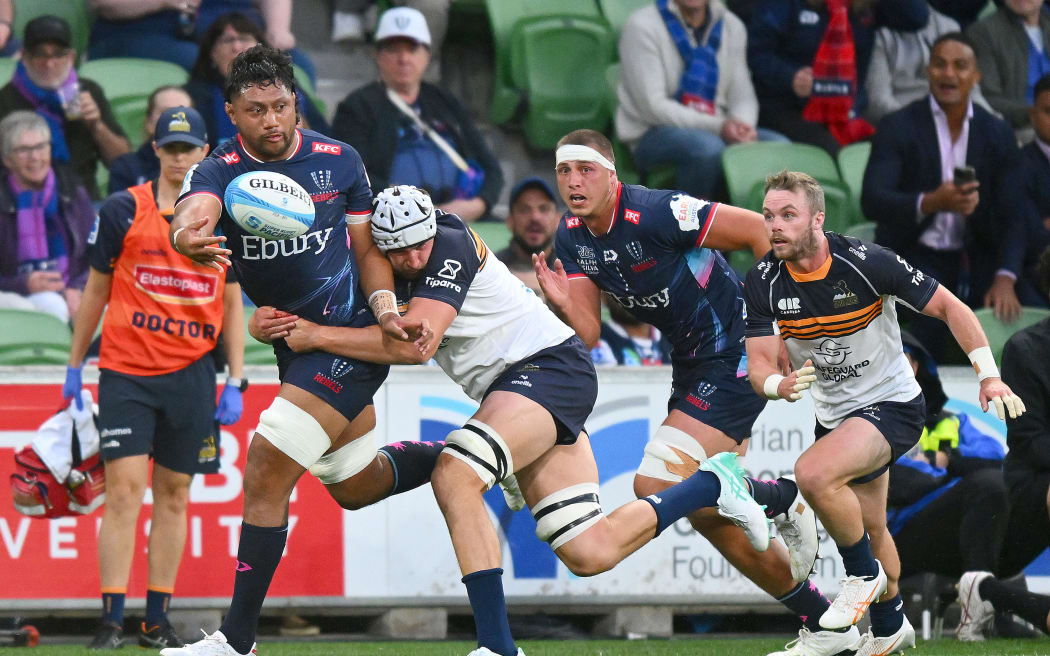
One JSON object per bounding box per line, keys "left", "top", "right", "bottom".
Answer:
{"left": 161, "top": 47, "right": 438, "bottom": 656}
{"left": 249, "top": 184, "right": 772, "bottom": 656}
{"left": 534, "top": 130, "right": 854, "bottom": 655}
{"left": 744, "top": 170, "right": 1026, "bottom": 655}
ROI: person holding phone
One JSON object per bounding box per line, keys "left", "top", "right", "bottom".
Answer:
{"left": 862, "top": 32, "right": 1032, "bottom": 362}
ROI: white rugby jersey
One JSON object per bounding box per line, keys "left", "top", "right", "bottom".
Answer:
{"left": 743, "top": 233, "right": 939, "bottom": 427}
{"left": 395, "top": 212, "right": 574, "bottom": 401}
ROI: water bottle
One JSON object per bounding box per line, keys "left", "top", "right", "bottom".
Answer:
{"left": 176, "top": 9, "right": 196, "bottom": 39}
{"left": 59, "top": 81, "right": 81, "bottom": 120}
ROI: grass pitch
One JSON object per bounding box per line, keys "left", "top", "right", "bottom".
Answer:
{"left": 4, "top": 638, "right": 1049, "bottom": 655}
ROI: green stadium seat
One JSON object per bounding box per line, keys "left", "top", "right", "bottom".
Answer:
{"left": 78, "top": 58, "right": 188, "bottom": 106}
{"left": 112, "top": 96, "right": 149, "bottom": 149}
{"left": 510, "top": 15, "right": 614, "bottom": 149}
{"left": 604, "top": 64, "right": 639, "bottom": 185}
{"left": 0, "top": 308, "right": 72, "bottom": 365}
{"left": 974, "top": 307, "right": 1050, "bottom": 365}
{"left": 837, "top": 141, "right": 871, "bottom": 223}
{"left": 15, "top": 0, "right": 92, "bottom": 58}
{"left": 242, "top": 308, "right": 278, "bottom": 366}
{"left": 471, "top": 221, "right": 512, "bottom": 253}
{"left": 978, "top": 1, "right": 998, "bottom": 20}
{"left": 596, "top": 0, "right": 651, "bottom": 41}
{"left": 0, "top": 57, "right": 15, "bottom": 84}
{"left": 843, "top": 220, "right": 877, "bottom": 243}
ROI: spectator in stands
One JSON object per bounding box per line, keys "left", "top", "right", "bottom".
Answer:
{"left": 63, "top": 106, "right": 244, "bottom": 650}
{"left": 591, "top": 294, "right": 672, "bottom": 366}
{"left": 0, "top": 0, "right": 19, "bottom": 57}
{"left": 0, "top": 15, "right": 130, "bottom": 200}
{"left": 929, "top": 0, "right": 999, "bottom": 29}
{"left": 861, "top": 32, "right": 1029, "bottom": 361}
{"left": 331, "top": 0, "right": 451, "bottom": 81}
{"left": 0, "top": 111, "right": 94, "bottom": 324}
{"left": 108, "top": 86, "right": 193, "bottom": 195}
{"left": 495, "top": 176, "right": 558, "bottom": 296}
{"left": 888, "top": 331, "right": 1050, "bottom": 641}
{"left": 1014, "top": 74, "right": 1050, "bottom": 306}
{"left": 184, "top": 12, "right": 328, "bottom": 149}
{"left": 617, "top": 0, "right": 787, "bottom": 201}
{"left": 333, "top": 7, "right": 503, "bottom": 222}
{"left": 747, "top": 0, "right": 928, "bottom": 156}
{"left": 88, "top": 0, "right": 317, "bottom": 85}
{"left": 967, "top": 0, "right": 1050, "bottom": 140}
{"left": 865, "top": 3, "right": 997, "bottom": 124}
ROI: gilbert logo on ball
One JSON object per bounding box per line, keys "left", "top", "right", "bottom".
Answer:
{"left": 224, "top": 170, "right": 315, "bottom": 240}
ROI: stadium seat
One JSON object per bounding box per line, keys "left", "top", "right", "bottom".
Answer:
{"left": 974, "top": 307, "right": 1050, "bottom": 364}
{"left": 0, "top": 58, "right": 15, "bottom": 84}
{"left": 78, "top": 58, "right": 188, "bottom": 106}
{"left": 242, "top": 308, "right": 278, "bottom": 366}
{"left": 843, "top": 220, "right": 877, "bottom": 243}
{"left": 597, "top": 0, "right": 651, "bottom": 41}
{"left": 837, "top": 141, "right": 871, "bottom": 223}
{"left": 604, "top": 64, "right": 639, "bottom": 185}
{"left": 112, "top": 96, "right": 149, "bottom": 149}
{"left": 15, "top": 0, "right": 92, "bottom": 57}
{"left": 0, "top": 308, "right": 72, "bottom": 365}
{"left": 510, "top": 15, "right": 614, "bottom": 149}
{"left": 471, "top": 221, "right": 511, "bottom": 253}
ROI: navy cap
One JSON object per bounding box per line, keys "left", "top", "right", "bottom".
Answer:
{"left": 155, "top": 106, "right": 207, "bottom": 148}
{"left": 509, "top": 176, "right": 557, "bottom": 207}
{"left": 24, "top": 15, "right": 71, "bottom": 51}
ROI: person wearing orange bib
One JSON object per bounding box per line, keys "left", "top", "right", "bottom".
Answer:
{"left": 63, "top": 106, "right": 245, "bottom": 650}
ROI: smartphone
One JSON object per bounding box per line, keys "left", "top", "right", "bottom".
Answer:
{"left": 953, "top": 165, "right": 977, "bottom": 187}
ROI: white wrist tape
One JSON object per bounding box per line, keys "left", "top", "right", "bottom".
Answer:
{"left": 763, "top": 374, "right": 785, "bottom": 400}
{"left": 171, "top": 226, "right": 187, "bottom": 254}
{"left": 555, "top": 145, "right": 616, "bottom": 172}
{"left": 967, "top": 346, "right": 999, "bottom": 381}
{"left": 368, "top": 289, "right": 398, "bottom": 321}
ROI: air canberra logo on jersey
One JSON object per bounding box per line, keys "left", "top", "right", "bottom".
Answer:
{"left": 832, "top": 280, "right": 859, "bottom": 308}
{"left": 309, "top": 169, "right": 339, "bottom": 204}
{"left": 612, "top": 287, "right": 670, "bottom": 310}
{"left": 330, "top": 358, "right": 354, "bottom": 379}
{"left": 777, "top": 297, "right": 802, "bottom": 314}
{"left": 669, "top": 193, "right": 707, "bottom": 231}
{"left": 241, "top": 227, "right": 334, "bottom": 260}
{"left": 133, "top": 265, "right": 218, "bottom": 304}
{"left": 248, "top": 176, "right": 312, "bottom": 205}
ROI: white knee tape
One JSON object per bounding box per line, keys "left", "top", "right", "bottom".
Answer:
{"left": 531, "top": 482, "right": 603, "bottom": 550}
{"left": 443, "top": 418, "right": 513, "bottom": 490}
{"left": 636, "top": 425, "right": 709, "bottom": 483}
{"left": 308, "top": 430, "right": 378, "bottom": 484}
{"left": 254, "top": 397, "right": 332, "bottom": 469}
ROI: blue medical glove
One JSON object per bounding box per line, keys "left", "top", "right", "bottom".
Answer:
{"left": 63, "top": 366, "right": 83, "bottom": 410}
{"left": 215, "top": 382, "right": 243, "bottom": 425}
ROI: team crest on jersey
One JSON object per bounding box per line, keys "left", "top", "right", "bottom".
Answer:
{"left": 330, "top": 358, "right": 354, "bottom": 379}
{"left": 669, "top": 193, "right": 707, "bottom": 232}
{"left": 777, "top": 297, "right": 801, "bottom": 314}
{"left": 832, "top": 280, "right": 859, "bottom": 308}
{"left": 310, "top": 169, "right": 339, "bottom": 204}
{"left": 624, "top": 209, "right": 641, "bottom": 224}
{"left": 626, "top": 241, "right": 644, "bottom": 260}
{"left": 221, "top": 152, "right": 240, "bottom": 165}
{"left": 566, "top": 216, "right": 581, "bottom": 228}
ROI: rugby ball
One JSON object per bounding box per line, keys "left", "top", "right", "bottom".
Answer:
{"left": 223, "top": 171, "right": 315, "bottom": 240}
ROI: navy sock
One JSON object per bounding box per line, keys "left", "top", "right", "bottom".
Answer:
{"left": 378, "top": 440, "right": 445, "bottom": 495}
{"left": 640, "top": 470, "right": 721, "bottom": 536}
{"left": 144, "top": 588, "right": 172, "bottom": 627}
{"left": 979, "top": 577, "right": 1050, "bottom": 634}
{"left": 869, "top": 593, "right": 904, "bottom": 636}
{"left": 462, "top": 568, "right": 516, "bottom": 656}
{"left": 101, "top": 590, "right": 125, "bottom": 626}
{"left": 837, "top": 533, "right": 879, "bottom": 579}
{"left": 777, "top": 581, "right": 831, "bottom": 632}
{"left": 221, "top": 523, "right": 288, "bottom": 654}
{"left": 747, "top": 477, "right": 799, "bottom": 518}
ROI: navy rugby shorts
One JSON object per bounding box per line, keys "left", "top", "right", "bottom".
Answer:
{"left": 277, "top": 348, "right": 389, "bottom": 422}
{"left": 669, "top": 354, "right": 767, "bottom": 443}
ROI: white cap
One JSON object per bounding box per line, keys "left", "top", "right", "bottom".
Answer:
{"left": 375, "top": 7, "right": 431, "bottom": 47}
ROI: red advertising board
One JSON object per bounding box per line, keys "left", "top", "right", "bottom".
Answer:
{"left": 0, "top": 383, "right": 344, "bottom": 603}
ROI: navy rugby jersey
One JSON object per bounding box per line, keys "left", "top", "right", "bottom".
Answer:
{"left": 555, "top": 183, "right": 747, "bottom": 372}
{"left": 179, "top": 129, "right": 373, "bottom": 326}
{"left": 743, "top": 232, "right": 940, "bottom": 426}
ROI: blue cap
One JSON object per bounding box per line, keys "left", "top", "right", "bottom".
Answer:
{"left": 155, "top": 106, "right": 207, "bottom": 148}
{"left": 509, "top": 176, "right": 557, "bottom": 207}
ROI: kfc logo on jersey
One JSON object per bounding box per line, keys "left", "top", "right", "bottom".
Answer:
{"left": 566, "top": 216, "right": 581, "bottom": 228}
{"left": 220, "top": 152, "right": 240, "bottom": 165}
{"left": 312, "top": 142, "right": 342, "bottom": 155}
{"left": 669, "top": 193, "right": 707, "bottom": 232}
{"left": 624, "top": 209, "right": 641, "bottom": 224}
{"left": 777, "top": 297, "right": 802, "bottom": 314}
{"left": 438, "top": 259, "right": 462, "bottom": 280}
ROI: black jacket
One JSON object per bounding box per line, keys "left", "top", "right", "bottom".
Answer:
{"left": 1002, "top": 318, "right": 1050, "bottom": 483}
{"left": 332, "top": 81, "right": 503, "bottom": 212}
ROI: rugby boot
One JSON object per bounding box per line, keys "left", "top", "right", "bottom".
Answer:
{"left": 819, "top": 559, "right": 887, "bottom": 629}
{"left": 853, "top": 616, "right": 916, "bottom": 656}
{"left": 160, "top": 630, "right": 256, "bottom": 655}
{"left": 467, "top": 648, "right": 525, "bottom": 656}
{"left": 139, "top": 620, "right": 182, "bottom": 648}
{"left": 956, "top": 571, "right": 995, "bottom": 642}
{"left": 767, "top": 625, "right": 860, "bottom": 656}
{"left": 700, "top": 451, "right": 771, "bottom": 552}
{"left": 772, "top": 478, "right": 820, "bottom": 582}
{"left": 87, "top": 621, "right": 123, "bottom": 650}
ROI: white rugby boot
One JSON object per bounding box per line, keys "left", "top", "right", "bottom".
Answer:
{"left": 853, "top": 615, "right": 916, "bottom": 656}
{"left": 772, "top": 477, "right": 820, "bottom": 582}
{"left": 819, "top": 559, "right": 887, "bottom": 629}
{"left": 159, "top": 630, "right": 256, "bottom": 656}
{"left": 499, "top": 474, "right": 525, "bottom": 512}
{"left": 956, "top": 571, "right": 995, "bottom": 642}
{"left": 767, "top": 625, "right": 860, "bottom": 656}
{"left": 467, "top": 648, "right": 525, "bottom": 656}
{"left": 699, "top": 451, "right": 771, "bottom": 552}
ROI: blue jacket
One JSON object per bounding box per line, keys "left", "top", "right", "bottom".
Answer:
{"left": 747, "top": 0, "right": 928, "bottom": 112}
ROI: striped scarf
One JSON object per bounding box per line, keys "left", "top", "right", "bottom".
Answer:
{"left": 658, "top": 0, "right": 723, "bottom": 115}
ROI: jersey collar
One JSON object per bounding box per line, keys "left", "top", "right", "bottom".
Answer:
{"left": 236, "top": 128, "right": 303, "bottom": 163}
{"left": 586, "top": 182, "right": 623, "bottom": 238}
{"left": 785, "top": 250, "right": 832, "bottom": 282}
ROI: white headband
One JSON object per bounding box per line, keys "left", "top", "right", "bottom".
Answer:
{"left": 555, "top": 144, "right": 616, "bottom": 172}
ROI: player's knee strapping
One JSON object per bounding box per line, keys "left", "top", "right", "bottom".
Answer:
{"left": 255, "top": 397, "right": 332, "bottom": 469}
{"left": 308, "top": 430, "right": 378, "bottom": 484}
{"left": 636, "top": 425, "right": 708, "bottom": 482}
{"left": 531, "top": 482, "right": 603, "bottom": 550}
{"left": 443, "top": 419, "right": 513, "bottom": 490}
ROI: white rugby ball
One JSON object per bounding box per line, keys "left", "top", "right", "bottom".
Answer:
{"left": 224, "top": 171, "right": 315, "bottom": 240}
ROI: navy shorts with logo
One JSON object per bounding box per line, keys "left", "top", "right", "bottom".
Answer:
{"left": 669, "top": 354, "right": 767, "bottom": 443}
{"left": 484, "top": 336, "right": 597, "bottom": 445}
{"left": 277, "top": 348, "right": 390, "bottom": 422}
{"left": 98, "top": 355, "right": 220, "bottom": 474}
{"left": 815, "top": 393, "right": 926, "bottom": 484}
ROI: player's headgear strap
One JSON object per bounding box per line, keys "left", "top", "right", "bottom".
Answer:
{"left": 555, "top": 145, "right": 616, "bottom": 172}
